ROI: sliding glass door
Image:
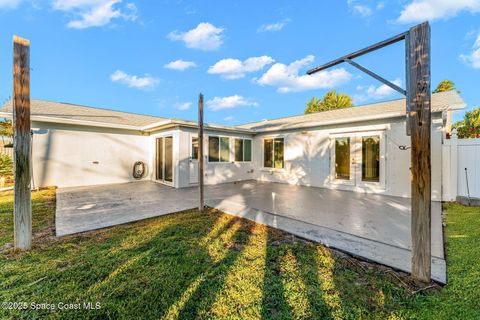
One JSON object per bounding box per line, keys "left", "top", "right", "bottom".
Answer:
{"left": 156, "top": 136, "right": 173, "bottom": 185}
{"left": 331, "top": 132, "right": 384, "bottom": 188}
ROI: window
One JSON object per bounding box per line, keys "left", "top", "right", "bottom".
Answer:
{"left": 208, "top": 136, "right": 219, "bottom": 162}
{"left": 264, "top": 138, "right": 284, "bottom": 168}
{"left": 244, "top": 139, "right": 252, "bottom": 162}
{"left": 191, "top": 137, "right": 199, "bottom": 160}
{"left": 234, "top": 138, "right": 252, "bottom": 162}
{"left": 209, "top": 136, "right": 230, "bottom": 162}
{"left": 335, "top": 137, "right": 350, "bottom": 180}
{"left": 361, "top": 136, "right": 380, "bottom": 182}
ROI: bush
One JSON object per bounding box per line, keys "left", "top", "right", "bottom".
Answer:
{"left": 0, "top": 154, "right": 13, "bottom": 178}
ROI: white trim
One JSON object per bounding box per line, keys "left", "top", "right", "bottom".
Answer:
{"left": 329, "top": 136, "right": 355, "bottom": 187}
{"left": 140, "top": 119, "right": 172, "bottom": 130}
{"left": 189, "top": 133, "right": 199, "bottom": 185}
{"left": 0, "top": 112, "right": 144, "bottom": 131}
{"left": 154, "top": 135, "right": 175, "bottom": 187}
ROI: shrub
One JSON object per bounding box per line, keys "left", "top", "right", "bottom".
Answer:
{"left": 0, "top": 154, "right": 13, "bottom": 178}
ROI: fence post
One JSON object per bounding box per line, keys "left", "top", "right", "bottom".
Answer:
{"left": 450, "top": 129, "right": 458, "bottom": 201}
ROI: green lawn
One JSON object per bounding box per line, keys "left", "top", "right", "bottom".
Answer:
{"left": 0, "top": 189, "right": 479, "bottom": 319}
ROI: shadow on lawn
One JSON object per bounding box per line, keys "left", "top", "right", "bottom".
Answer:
{"left": 3, "top": 208, "right": 407, "bottom": 319}
{"left": 80, "top": 211, "right": 397, "bottom": 319}
{"left": 260, "top": 226, "right": 345, "bottom": 320}
{"left": 78, "top": 210, "right": 255, "bottom": 319}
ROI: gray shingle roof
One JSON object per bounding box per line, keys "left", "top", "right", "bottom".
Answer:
{"left": 0, "top": 91, "right": 465, "bottom": 133}
{"left": 238, "top": 91, "right": 465, "bottom": 132}
{"left": 0, "top": 99, "right": 167, "bottom": 127}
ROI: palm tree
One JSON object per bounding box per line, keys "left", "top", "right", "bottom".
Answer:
{"left": 304, "top": 90, "right": 353, "bottom": 114}
{"left": 433, "top": 80, "right": 457, "bottom": 93}
{"left": 304, "top": 97, "right": 320, "bottom": 114}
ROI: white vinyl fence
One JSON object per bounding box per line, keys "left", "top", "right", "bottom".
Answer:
{"left": 443, "top": 130, "right": 480, "bottom": 201}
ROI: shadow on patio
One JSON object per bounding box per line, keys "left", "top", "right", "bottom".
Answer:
{"left": 55, "top": 180, "right": 446, "bottom": 284}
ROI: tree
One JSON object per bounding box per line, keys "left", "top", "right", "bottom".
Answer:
{"left": 453, "top": 108, "right": 480, "bottom": 138}
{"left": 305, "top": 97, "right": 320, "bottom": 114}
{"left": 433, "top": 80, "right": 457, "bottom": 93}
{"left": 304, "top": 90, "right": 353, "bottom": 114}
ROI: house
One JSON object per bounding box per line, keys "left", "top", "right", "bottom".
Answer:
{"left": 0, "top": 91, "right": 465, "bottom": 201}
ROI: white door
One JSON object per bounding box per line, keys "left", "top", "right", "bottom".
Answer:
{"left": 189, "top": 134, "right": 199, "bottom": 184}
{"left": 330, "top": 131, "right": 385, "bottom": 189}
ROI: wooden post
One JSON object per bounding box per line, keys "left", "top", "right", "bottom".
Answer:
{"left": 407, "top": 22, "right": 431, "bottom": 282}
{"left": 198, "top": 93, "right": 204, "bottom": 212}
{"left": 13, "top": 36, "right": 32, "bottom": 250}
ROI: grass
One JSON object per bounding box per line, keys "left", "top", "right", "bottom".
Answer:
{"left": 0, "top": 189, "right": 479, "bottom": 319}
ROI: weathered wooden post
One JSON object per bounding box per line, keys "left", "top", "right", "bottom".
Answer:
{"left": 13, "top": 35, "right": 32, "bottom": 250}
{"left": 305, "top": 21, "right": 432, "bottom": 282}
{"left": 407, "top": 22, "right": 431, "bottom": 282}
{"left": 198, "top": 93, "right": 204, "bottom": 212}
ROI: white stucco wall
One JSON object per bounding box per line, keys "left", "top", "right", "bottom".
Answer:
{"left": 31, "top": 112, "right": 445, "bottom": 200}
{"left": 176, "top": 127, "right": 256, "bottom": 188}
{"left": 31, "top": 121, "right": 150, "bottom": 188}
{"left": 251, "top": 114, "right": 444, "bottom": 200}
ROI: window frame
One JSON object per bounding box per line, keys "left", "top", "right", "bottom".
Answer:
{"left": 262, "top": 136, "right": 285, "bottom": 169}
{"left": 191, "top": 136, "right": 199, "bottom": 160}
{"left": 234, "top": 138, "right": 252, "bottom": 163}
{"left": 208, "top": 135, "right": 231, "bottom": 163}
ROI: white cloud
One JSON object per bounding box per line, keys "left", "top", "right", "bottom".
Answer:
{"left": 52, "top": 0, "right": 138, "bottom": 29}
{"left": 397, "top": 0, "right": 480, "bottom": 23}
{"left": 207, "top": 95, "right": 258, "bottom": 111}
{"left": 257, "top": 18, "right": 291, "bottom": 33}
{"left": 110, "top": 70, "right": 159, "bottom": 90}
{"left": 175, "top": 102, "right": 192, "bottom": 110}
{"left": 255, "top": 55, "right": 352, "bottom": 93}
{"left": 0, "top": 0, "right": 21, "bottom": 9}
{"left": 164, "top": 59, "right": 197, "bottom": 71}
{"left": 208, "top": 56, "right": 275, "bottom": 79}
{"left": 347, "top": 0, "right": 385, "bottom": 18}
{"left": 223, "top": 116, "right": 234, "bottom": 121}
{"left": 352, "top": 4, "right": 373, "bottom": 17}
{"left": 168, "top": 22, "right": 224, "bottom": 51}
{"left": 460, "top": 32, "right": 480, "bottom": 68}
{"left": 354, "top": 78, "right": 402, "bottom": 103}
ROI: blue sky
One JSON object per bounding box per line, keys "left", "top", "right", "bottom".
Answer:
{"left": 0, "top": 0, "right": 479, "bottom": 125}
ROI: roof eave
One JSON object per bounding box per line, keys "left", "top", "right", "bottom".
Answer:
{"left": 145, "top": 120, "right": 254, "bottom": 134}
{"left": 0, "top": 111, "right": 144, "bottom": 131}
{"left": 251, "top": 109, "right": 448, "bottom": 133}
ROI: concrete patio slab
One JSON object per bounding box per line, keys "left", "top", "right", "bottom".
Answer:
{"left": 56, "top": 180, "right": 446, "bottom": 283}
{"left": 56, "top": 182, "right": 198, "bottom": 236}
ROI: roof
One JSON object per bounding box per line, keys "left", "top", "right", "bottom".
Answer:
{"left": 0, "top": 91, "right": 465, "bottom": 133}
{"left": 238, "top": 90, "right": 465, "bottom": 132}
{"left": 0, "top": 99, "right": 253, "bottom": 133}
{"left": 0, "top": 99, "right": 167, "bottom": 129}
